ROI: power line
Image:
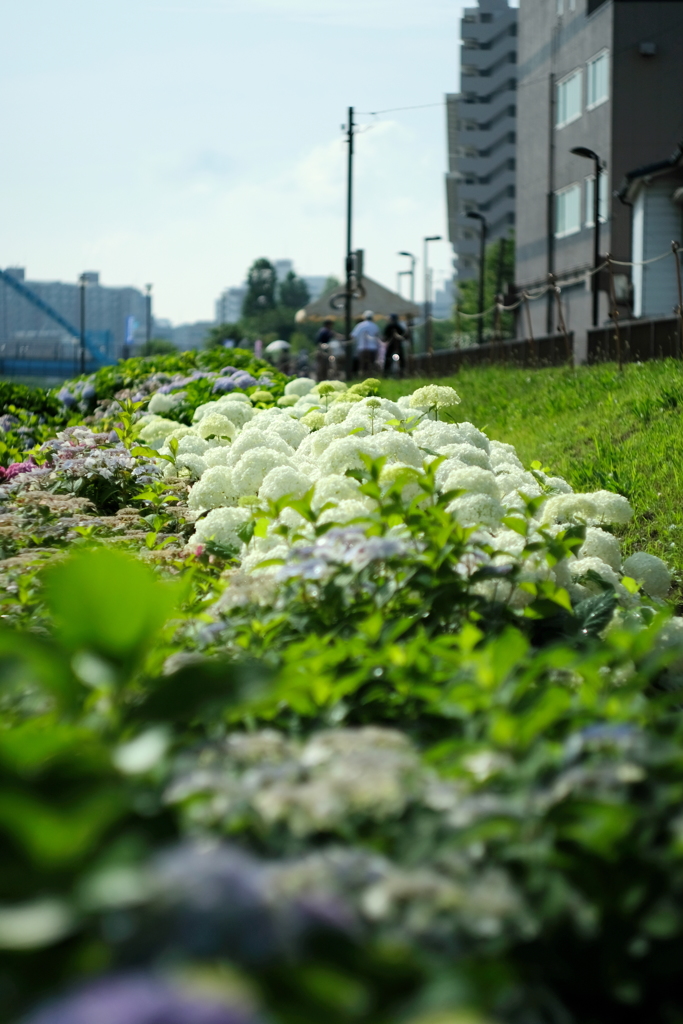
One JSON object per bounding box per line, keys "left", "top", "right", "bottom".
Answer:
{"left": 356, "top": 101, "right": 445, "bottom": 116}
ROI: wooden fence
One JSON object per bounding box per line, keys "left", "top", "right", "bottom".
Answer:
{"left": 587, "top": 316, "right": 681, "bottom": 364}
{"left": 407, "top": 333, "right": 573, "bottom": 376}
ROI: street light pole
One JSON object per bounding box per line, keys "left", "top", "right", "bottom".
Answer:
{"left": 423, "top": 236, "right": 441, "bottom": 355}
{"left": 571, "top": 146, "right": 603, "bottom": 327}
{"left": 398, "top": 251, "right": 417, "bottom": 303}
{"left": 345, "top": 106, "right": 355, "bottom": 380}
{"left": 466, "top": 212, "right": 488, "bottom": 345}
{"left": 79, "top": 273, "right": 86, "bottom": 375}
{"left": 145, "top": 284, "right": 153, "bottom": 354}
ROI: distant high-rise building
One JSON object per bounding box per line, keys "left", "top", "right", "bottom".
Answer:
{"left": 433, "top": 278, "right": 455, "bottom": 320}
{"left": 273, "top": 259, "right": 294, "bottom": 283}
{"left": 0, "top": 269, "right": 147, "bottom": 359}
{"left": 445, "top": 0, "right": 517, "bottom": 284}
{"left": 302, "top": 276, "right": 328, "bottom": 302}
{"left": 215, "top": 286, "right": 247, "bottom": 324}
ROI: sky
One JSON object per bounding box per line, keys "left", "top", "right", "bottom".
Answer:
{"left": 0, "top": 0, "right": 483, "bottom": 324}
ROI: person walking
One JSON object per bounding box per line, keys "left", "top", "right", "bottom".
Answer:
{"left": 351, "top": 310, "right": 380, "bottom": 376}
{"left": 383, "top": 313, "right": 407, "bottom": 377}
{"left": 314, "top": 317, "right": 336, "bottom": 382}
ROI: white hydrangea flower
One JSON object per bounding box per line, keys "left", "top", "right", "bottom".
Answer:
{"left": 370, "top": 431, "right": 423, "bottom": 468}
{"left": 623, "top": 552, "right": 671, "bottom": 599}
{"left": 570, "top": 557, "right": 626, "bottom": 602}
{"left": 545, "top": 476, "right": 573, "bottom": 494}
{"left": 192, "top": 400, "right": 220, "bottom": 422}
{"left": 202, "top": 446, "right": 233, "bottom": 469}
{"left": 259, "top": 466, "right": 313, "bottom": 503}
{"left": 311, "top": 474, "right": 362, "bottom": 513}
{"left": 489, "top": 441, "right": 523, "bottom": 470}
{"left": 311, "top": 380, "right": 347, "bottom": 396}
{"left": 230, "top": 430, "right": 294, "bottom": 462}
{"left": 447, "top": 493, "right": 505, "bottom": 528}
{"left": 486, "top": 528, "right": 526, "bottom": 557}
{"left": 213, "top": 400, "right": 254, "bottom": 428}
{"left": 651, "top": 617, "right": 683, "bottom": 675}
{"left": 580, "top": 527, "right": 622, "bottom": 572}
{"left": 284, "top": 377, "right": 316, "bottom": 397}
{"left": 498, "top": 469, "right": 543, "bottom": 501}
{"left": 443, "top": 466, "right": 501, "bottom": 500}
{"left": 540, "top": 493, "right": 600, "bottom": 526}
{"left": 176, "top": 434, "right": 210, "bottom": 456}
{"left": 324, "top": 403, "right": 353, "bottom": 425}
{"left": 232, "top": 448, "right": 290, "bottom": 496}
{"left": 196, "top": 413, "right": 236, "bottom": 441}
{"left": 324, "top": 436, "right": 375, "bottom": 475}
{"left": 379, "top": 462, "right": 422, "bottom": 501}
{"left": 318, "top": 499, "right": 375, "bottom": 526}
{"left": 148, "top": 391, "right": 183, "bottom": 415}
{"left": 265, "top": 418, "right": 310, "bottom": 449}
{"left": 173, "top": 453, "right": 206, "bottom": 479}
{"left": 138, "top": 417, "right": 180, "bottom": 450}
{"left": 188, "top": 465, "right": 239, "bottom": 510}
{"left": 240, "top": 542, "right": 290, "bottom": 575}
{"left": 409, "top": 385, "right": 461, "bottom": 413}
{"left": 590, "top": 490, "right": 634, "bottom": 526}
{"left": 437, "top": 443, "right": 491, "bottom": 470}
{"left": 297, "top": 423, "right": 351, "bottom": 461}
{"left": 415, "top": 420, "right": 490, "bottom": 454}
{"left": 189, "top": 506, "right": 252, "bottom": 552}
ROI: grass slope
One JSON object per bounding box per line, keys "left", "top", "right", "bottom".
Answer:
{"left": 382, "top": 360, "right": 683, "bottom": 598}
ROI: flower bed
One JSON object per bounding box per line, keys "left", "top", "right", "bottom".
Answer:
{"left": 0, "top": 372, "right": 682, "bottom": 1024}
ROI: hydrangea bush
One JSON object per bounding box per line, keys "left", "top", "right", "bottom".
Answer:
{"left": 0, "top": 375, "right": 682, "bottom": 1024}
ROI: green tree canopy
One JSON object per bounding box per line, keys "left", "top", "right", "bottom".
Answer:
{"left": 205, "top": 323, "right": 243, "bottom": 349}
{"left": 457, "top": 233, "right": 515, "bottom": 343}
{"left": 278, "top": 271, "right": 310, "bottom": 310}
{"left": 243, "top": 258, "right": 277, "bottom": 317}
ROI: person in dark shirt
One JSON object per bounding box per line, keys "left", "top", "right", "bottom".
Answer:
{"left": 315, "top": 318, "right": 336, "bottom": 381}
{"left": 315, "top": 318, "right": 335, "bottom": 346}
{"left": 383, "top": 313, "right": 406, "bottom": 377}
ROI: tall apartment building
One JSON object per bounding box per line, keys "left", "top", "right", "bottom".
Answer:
{"left": 0, "top": 269, "right": 147, "bottom": 359}
{"left": 516, "top": 0, "right": 683, "bottom": 360}
{"left": 215, "top": 286, "right": 247, "bottom": 324}
{"left": 445, "top": 0, "right": 517, "bottom": 284}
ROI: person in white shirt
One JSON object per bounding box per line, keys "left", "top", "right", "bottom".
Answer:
{"left": 351, "top": 311, "right": 381, "bottom": 375}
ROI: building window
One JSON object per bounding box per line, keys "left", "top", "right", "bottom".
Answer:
{"left": 556, "top": 69, "right": 583, "bottom": 128}
{"left": 587, "top": 50, "right": 609, "bottom": 109}
{"left": 585, "top": 173, "right": 609, "bottom": 225}
{"left": 555, "top": 183, "right": 582, "bottom": 237}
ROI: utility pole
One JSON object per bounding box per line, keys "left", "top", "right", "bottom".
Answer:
{"left": 344, "top": 106, "right": 355, "bottom": 380}
{"left": 145, "top": 284, "right": 153, "bottom": 354}
{"left": 466, "top": 212, "right": 487, "bottom": 345}
{"left": 79, "top": 273, "right": 86, "bottom": 375}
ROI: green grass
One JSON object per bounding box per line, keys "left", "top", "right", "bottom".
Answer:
{"left": 381, "top": 361, "right": 683, "bottom": 593}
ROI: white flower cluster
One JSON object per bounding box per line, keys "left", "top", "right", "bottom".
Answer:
{"left": 142, "top": 378, "right": 669, "bottom": 608}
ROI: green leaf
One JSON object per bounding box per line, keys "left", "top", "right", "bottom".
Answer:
{"left": 42, "top": 548, "right": 183, "bottom": 669}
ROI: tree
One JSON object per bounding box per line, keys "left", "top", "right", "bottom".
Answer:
{"left": 456, "top": 233, "right": 516, "bottom": 343}
{"left": 278, "top": 271, "right": 310, "bottom": 310}
{"left": 205, "top": 323, "right": 242, "bottom": 349}
{"left": 242, "top": 258, "right": 277, "bottom": 317}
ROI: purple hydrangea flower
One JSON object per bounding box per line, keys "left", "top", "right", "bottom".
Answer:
{"left": 212, "top": 379, "right": 237, "bottom": 394}
{"left": 219, "top": 366, "right": 237, "bottom": 376}
{"left": 0, "top": 414, "right": 19, "bottom": 432}
{"left": 82, "top": 384, "right": 96, "bottom": 401}
{"left": 57, "top": 388, "right": 76, "bottom": 408}
{"left": 21, "top": 974, "right": 260, "bottom": 1024}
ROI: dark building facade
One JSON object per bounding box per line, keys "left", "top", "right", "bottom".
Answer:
{"left": 515, "top": 0, "right": 683, "bottom": 360}
{"left": 446, "top": 0, "right": 517, "bottom": 285}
